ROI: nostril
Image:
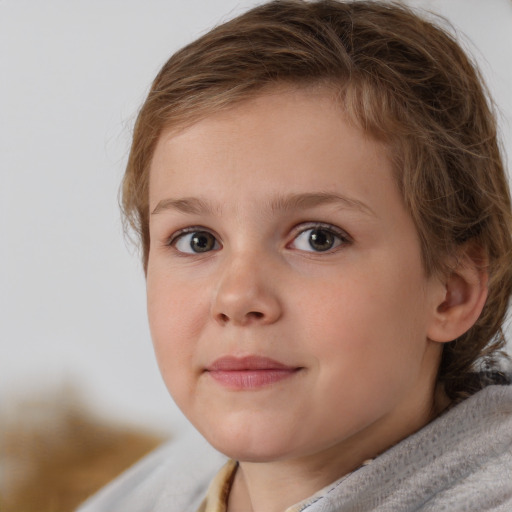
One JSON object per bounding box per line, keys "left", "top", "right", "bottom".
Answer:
{"left": 217, "top": 311, "right": 265, "bottom": 324}
{"left": 218, "top": 313, "right": 229, "bottom": 323}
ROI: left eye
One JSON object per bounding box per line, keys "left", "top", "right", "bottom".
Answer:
{"left": 290, "top": 227, "right": 346, "bottom": 252}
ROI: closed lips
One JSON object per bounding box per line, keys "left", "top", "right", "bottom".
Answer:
{"left": 206, "top": 355, "right": 297, "bottom": 371}
{"left": 205, "top": 356, "right": 302, "bottom": 389}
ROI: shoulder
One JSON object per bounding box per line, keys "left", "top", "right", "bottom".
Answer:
{"left": 76, "top": 427, "right": 228, "bottom": 512}
{"left": 415, "top": 382, "right": 512, "bottom": 510}
{"left": 317, "top": 383, "right": 512, "bottom": 512}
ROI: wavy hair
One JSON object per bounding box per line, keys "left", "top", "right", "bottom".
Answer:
{"left": 121, "top": 0, "right": 512, "bottom": 401}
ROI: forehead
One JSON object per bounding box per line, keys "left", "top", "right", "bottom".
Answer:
{"left": 149, "top": 88, "right": 394, "bottom": 206}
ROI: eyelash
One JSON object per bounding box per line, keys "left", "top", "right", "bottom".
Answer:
{"left": 166, "top": 226, "right": 221, "bottom": 255}
{"left": 288, "top": 222, "right": 352, "bottom": 253}
{"left": 166, "top": 223, "right": 352, "bottom": 255}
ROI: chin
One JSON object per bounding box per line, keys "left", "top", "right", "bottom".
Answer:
{"left": 201, "top": 425, "right": 297, "bottom": 463}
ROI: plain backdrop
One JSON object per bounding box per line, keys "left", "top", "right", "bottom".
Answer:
{"left": 1, "top": 0, "right": 512, "bottom": 436}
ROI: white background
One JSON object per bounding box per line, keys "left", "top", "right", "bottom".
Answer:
{"left": 1, "top": 0, "right": 511, "bottom": 436}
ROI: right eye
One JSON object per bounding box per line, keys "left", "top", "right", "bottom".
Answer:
{"left": 172, "top": 230, "right": 220, "bottom": 254}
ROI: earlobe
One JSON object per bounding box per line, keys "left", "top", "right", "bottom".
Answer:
{"left": 427, "top": 248, "right": 489, "bottom": 343}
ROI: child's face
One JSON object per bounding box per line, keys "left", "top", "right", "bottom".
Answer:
{"left": 146, "top": 88, "right": 445, "bottom": 464}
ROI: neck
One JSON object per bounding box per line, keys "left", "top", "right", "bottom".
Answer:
{"left": 228, "top": 445, "right": 367, "bottom": 512}
{"left": 227, "top": 381, "right": 448, "bottom": 512}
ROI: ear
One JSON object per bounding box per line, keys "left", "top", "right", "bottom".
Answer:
{"left": 427, "top": 245, "right": 488, "bottom": 343}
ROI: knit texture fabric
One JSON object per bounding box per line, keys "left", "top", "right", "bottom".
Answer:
{"left": 77, "top": 383, "right": 512, "bottom": 512}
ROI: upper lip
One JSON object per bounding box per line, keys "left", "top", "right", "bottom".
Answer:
{"left": 206, "top": 355, "right": 297, "bottom": 371}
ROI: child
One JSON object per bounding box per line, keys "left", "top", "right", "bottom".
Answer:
{"left": 78, "top": 1, "right": 512, "bottom": 510}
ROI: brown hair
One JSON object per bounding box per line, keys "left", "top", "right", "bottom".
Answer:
{"left": 122, "top": 0, "right": 512, "bottom": 401}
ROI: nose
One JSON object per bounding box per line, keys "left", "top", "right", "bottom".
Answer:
{"left": 211, "top": 252, "right": 283, "bottom": 326}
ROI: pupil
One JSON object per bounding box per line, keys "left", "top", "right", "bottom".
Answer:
{"left": 191, "top": 232, "right": 214, "bottom": 252}
{"left": 309, "top": 229, "right": 334, "bottom": 251}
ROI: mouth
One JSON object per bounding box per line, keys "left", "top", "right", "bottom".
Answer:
{"left": 204, "top": 355, "right": 302, "bottom": 390}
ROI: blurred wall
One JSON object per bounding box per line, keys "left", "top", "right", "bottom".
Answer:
{"left": 1, "top": 0, "right": 511, "bottom": 435}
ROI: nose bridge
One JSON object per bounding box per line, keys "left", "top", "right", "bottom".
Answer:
{"left": 211, "top": 247, "right": 282, "bottom": 326}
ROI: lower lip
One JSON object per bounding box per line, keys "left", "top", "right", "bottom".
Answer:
{"left": 207, "top": 369, "right": 299, "bottom": 390}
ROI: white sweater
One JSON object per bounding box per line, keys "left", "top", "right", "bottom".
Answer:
{"left": 77, "top": 383, "right": 512, "bottom": 512}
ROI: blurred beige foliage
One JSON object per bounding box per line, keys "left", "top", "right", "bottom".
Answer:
{"left": 0, "top": 387, "right": 165, "bottom": 512}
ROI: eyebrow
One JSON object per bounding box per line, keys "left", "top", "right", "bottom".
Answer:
{"left": 267, "top": 192, "right": 375, "bottom": 216}
{"left": 151, "top": 192, "right": 375, "bottom": 217}
{"left": 151, "top": 197, "right": 218, "bottom": 216}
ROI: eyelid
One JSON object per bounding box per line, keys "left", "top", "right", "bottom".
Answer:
{"left": 287, "top": 222, "right": 353, "bottom": 251}
{"left": 164, "top": 222, "right": 351, "bottom": 252}
{"left": 291, "top": 222, "right": 352, "bottom": 240}
{"left": 166, "top": 226, "right": 221, "bottom": 248}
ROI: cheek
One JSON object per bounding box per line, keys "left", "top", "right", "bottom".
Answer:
{"left": 148, "top": 266, "right": 207, "bottom": 333}
{"left": 146, "top": 274, "right": 208, "bottom": 385}
{"left": 298, "top": 263, "right": 430, "bottom": 372}
{"left": 295, "top": 274, "right": 431, "bottom": 434}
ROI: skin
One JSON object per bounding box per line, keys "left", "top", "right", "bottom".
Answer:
{"left": 146, "top": 88, "right": 456, "bottom": 512}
